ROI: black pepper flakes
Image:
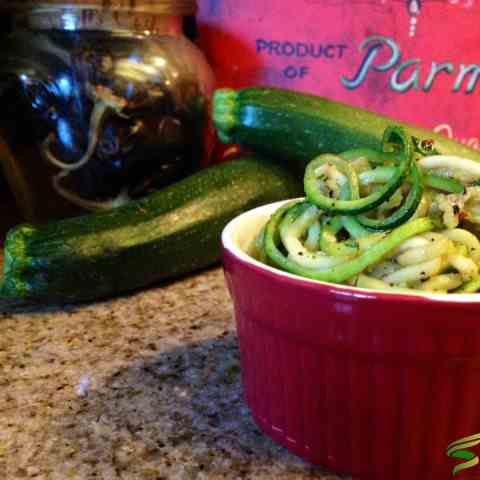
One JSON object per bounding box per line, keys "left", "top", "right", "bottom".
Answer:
{"left": 421, "top": 139, "right": 435, "bottom": 152}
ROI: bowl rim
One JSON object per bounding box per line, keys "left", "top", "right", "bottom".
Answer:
{"left": 221, "top": 199, "right": 480, "bottom": 305}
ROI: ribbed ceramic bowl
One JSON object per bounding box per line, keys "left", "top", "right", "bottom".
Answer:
{"left": 221, "top": 199, "right": 480, "bottom": 480}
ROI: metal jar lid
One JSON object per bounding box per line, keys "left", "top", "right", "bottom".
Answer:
{"left": 2, "top": 0, "right": 197, "bottom": 15}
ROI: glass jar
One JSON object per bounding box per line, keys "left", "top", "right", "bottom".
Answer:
{"left": 0, "top": 1, "right": 214, "bottom": 222}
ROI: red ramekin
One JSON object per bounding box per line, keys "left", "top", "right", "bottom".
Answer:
{"left": 221, "top": 199, "right": 480, "bottom": 480}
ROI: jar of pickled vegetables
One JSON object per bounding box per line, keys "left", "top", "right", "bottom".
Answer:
{"left": 0, "top": 0, "right": 214, "bottom": 222}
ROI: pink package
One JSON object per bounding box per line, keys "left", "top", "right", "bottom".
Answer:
{"left": 198, "top": 0, "right": 480, "bottom": 149}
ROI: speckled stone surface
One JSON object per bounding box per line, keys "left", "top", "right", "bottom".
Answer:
{"left": 0, "top": 267, "right": 347, "bottom": 480}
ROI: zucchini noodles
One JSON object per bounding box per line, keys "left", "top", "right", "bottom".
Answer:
{"left": 254, "top": 126, "right": 480, "bottom": 294}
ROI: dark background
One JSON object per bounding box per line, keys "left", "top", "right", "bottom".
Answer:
{"left": 0, "top": 10, "right": 197, "bottom": 235}
{"left": 0, "top": 13, "right": 12, "bottom": 36}
{"left": 0, "top": 12, "right": 25, "bottom": 235}
{"left": 0, "top": 11, "right": 197, "bottom": 236}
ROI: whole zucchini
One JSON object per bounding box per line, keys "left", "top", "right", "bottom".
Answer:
{"left": 1, "top": 156, "right": 302, "bottom": 303}
{"left": 213, "top": 87, "right": 480, "bottom": 170}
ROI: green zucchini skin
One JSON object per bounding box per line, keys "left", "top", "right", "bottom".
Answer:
{"left": 213, "top": 87, "right": 480, "bottom": 170}
{"left": 1, "top": 156, "right": 302, "bottom": 303}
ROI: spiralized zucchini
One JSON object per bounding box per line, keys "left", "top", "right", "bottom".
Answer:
{"left": 254, "top": 126, "right": 480, "bottom": 294}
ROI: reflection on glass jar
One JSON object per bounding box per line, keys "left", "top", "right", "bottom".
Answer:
{"left": 0, "top": 3, "right": 214, "bottom": 222}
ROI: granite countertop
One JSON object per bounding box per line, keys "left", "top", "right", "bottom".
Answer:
{"left": 0, "top": 267, "right": 347, "bottom": 480}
